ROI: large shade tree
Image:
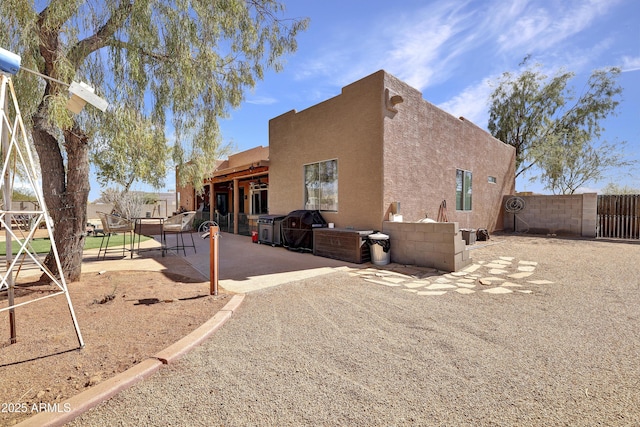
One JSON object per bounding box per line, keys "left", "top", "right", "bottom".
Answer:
{"left": 0, "top": 1, "right": 308, "bottom": 281}
{"left": 488, "top": 57, "right": 632, "bottom": 194}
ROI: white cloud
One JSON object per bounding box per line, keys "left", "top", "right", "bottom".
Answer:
{"left": 287, "top": 0, "right": 630, "bottom": 116}
{"left": 292, "top": 1, "right": 485, "bottom": 91}
{"left": 561, "top": 37, "right": 615, "bottom": 71}
{"left": 293, "top": 50, "right": 344, "bottom": 81}
{"left": 497, "top": 0, "right": 618, "bottom": 54}
{"left": 574, "top": 186, "right": 601, "bottom": 194}
{"left": 246, "top": 96, "right": 278, "bottom": 105}
{"left": 621, "top": 56, "right": 640, "bottom": 72}
{"left": 437, "top": 78, "right": 494, "bottom": 128}
{"left": 497, "top": 9, "right": 551, "bottom": 52}
{"left": 384, "top": 3, "right": 474, "bottom": 90}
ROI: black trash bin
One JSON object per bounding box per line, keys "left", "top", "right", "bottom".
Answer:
{"left": 282, "top": 210, "right": 327, "bottom": 251}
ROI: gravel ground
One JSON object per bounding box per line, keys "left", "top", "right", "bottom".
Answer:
{"left": 70, "top": 235, "right": 640, "bottom": 426}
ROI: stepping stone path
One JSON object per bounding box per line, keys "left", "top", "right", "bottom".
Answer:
{"left": 349, "top": 257, "right": 554, "bottom": 296}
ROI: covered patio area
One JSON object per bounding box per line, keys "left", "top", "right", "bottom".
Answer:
{"left": 178, "top": 146, "right": 270, "bottom": 236}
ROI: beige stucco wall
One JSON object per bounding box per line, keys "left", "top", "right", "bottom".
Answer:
{"left": 269, "top": 70, "right": 515, "bottom": 232}
{"left": 382, "top": 73, "right": 515, "bottom": 230}
{"left": 269, "top": 72, "right": 385, "bottom": 229}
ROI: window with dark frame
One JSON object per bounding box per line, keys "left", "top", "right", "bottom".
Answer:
{"left": 456, "top": 169, "right": 472, "bottom": 211}
{"left": 304, "top": 159, "right": 338, "bottom": 212}
{"left": 250, "top": 183, "right": 268, "bottom": 215}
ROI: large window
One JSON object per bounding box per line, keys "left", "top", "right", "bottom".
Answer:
{"left": 304, "top": 159, "right": 338, "bottom": 211}
{"left": 456, "top": 169, "right": 472, "bottom": 211}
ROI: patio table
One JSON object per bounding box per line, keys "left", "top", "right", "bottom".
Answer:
{"left": 132, "top": 217, "right": 165, "bottom": 258}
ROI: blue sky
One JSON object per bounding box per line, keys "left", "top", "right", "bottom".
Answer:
{"left": 107, "top": 0, "right": 639, "bottom": 201}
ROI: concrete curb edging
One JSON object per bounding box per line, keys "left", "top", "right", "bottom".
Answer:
{"left": 154, "top": 294, "right": 245, "bottom": 364}
{"left": 15, "top": 359, "right": 163, "bottom": 427}
{"left": 16, "top": 294, "right": 246, "bottom": 427}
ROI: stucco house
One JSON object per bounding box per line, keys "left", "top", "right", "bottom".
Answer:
{"left": 177, "top": 145, "right": 269, "bottom": 234}
{"left": 178, "top": 70, "right": 516, "bottom": 270}
{"left": 268, "top": 70, "right": 516, "bottom": 233}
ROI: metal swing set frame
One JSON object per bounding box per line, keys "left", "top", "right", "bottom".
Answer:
{"left": 0, "top": 73, "right": 84, "bottom": 348}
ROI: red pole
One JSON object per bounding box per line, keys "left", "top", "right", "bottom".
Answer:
{"left": 209, "top": 225, "right": 219, "bottom": 296}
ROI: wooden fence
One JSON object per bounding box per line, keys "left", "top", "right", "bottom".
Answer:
{"left": 597, "top": 195, "right": 640, "bottom": 239}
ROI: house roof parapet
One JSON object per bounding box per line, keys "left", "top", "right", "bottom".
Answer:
{"left": 227, "top": 145, "right": 269, "bottom": 168}
{"left": 209, "top": 161, "right": 269, "bottom": 182}
{"left": 206, "top": 145, "right": 269, "bottom": 181}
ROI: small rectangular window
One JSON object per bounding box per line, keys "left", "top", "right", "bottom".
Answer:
{"left": 456, "top": 169, "right": 472, "bottom": 211}
{"left": 488, "top": 176, "right": 497, "bottom": 184}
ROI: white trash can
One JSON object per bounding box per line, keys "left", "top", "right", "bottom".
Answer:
{"left": 368, "top": 232, "right": 390, "bottom": 265}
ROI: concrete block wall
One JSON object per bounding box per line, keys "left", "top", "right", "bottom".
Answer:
{"left": 581, "top": 193, "right": 597, "bottom": 238}
{"left": 503, "top": 193, "right": 597, "bottom": 237}
{"left": 87, "top": 203, "right": 171, "bottom": 225}
{"left": 382, "top": 221, "right": 471, "bottom": 272}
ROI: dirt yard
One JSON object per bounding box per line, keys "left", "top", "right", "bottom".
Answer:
{"left": 70, "top": 233, "right": 640, "bottom": 427}
{"left": 0, "top": 270, "right": 230, "bottom": 425}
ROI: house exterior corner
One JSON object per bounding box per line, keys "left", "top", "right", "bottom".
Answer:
{"left": 269, "top": 70, "right": 515, "bottom": 233}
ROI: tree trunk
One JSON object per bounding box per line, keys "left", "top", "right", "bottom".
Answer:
{"left": 32, "top": 108, "right": 89, "bottom": 283}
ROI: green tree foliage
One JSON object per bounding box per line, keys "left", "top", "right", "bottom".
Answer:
{"left": 488, "top": 57, "right": 633, "bottom": 194}
{"left": 0, "top": 1, "right": 308, "bottom": 281}
{"left": 99, "top": 188, "right": 145, "bottom": 220}
{"left": 11, "top": 188, "right": 35, "bottom": 201}
{"left": 536, "top": 136, "right": 633, "bottom": 195}
{"left": 91, "top": 107, "right": 167, "bottom": 192}
{"left": 600, "top": 182, "right": 640, "bottom": 195}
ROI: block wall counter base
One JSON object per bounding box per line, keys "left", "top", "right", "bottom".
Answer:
{"left": 382, "top": 221, "right": 471, "bottom": 272}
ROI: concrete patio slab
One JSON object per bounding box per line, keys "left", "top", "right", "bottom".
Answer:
{"left": 171, "top": 232, "right": 362, "bottom": 293}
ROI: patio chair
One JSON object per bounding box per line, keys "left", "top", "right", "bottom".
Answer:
{"left": 162, "top": 211, "right": 197, "bottom": 256}
{"left": 97, "top": 212, "right": 134, "bottom": 260}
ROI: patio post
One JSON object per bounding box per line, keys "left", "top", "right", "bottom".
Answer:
{"left": 209, "top": 225, "right": 219, "bottom": 295}
{"left": 209, "top": 183, "right": 215, "bottom": 223}
{"left": 233, "top": 178, "right": 239, "bottom": 234}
